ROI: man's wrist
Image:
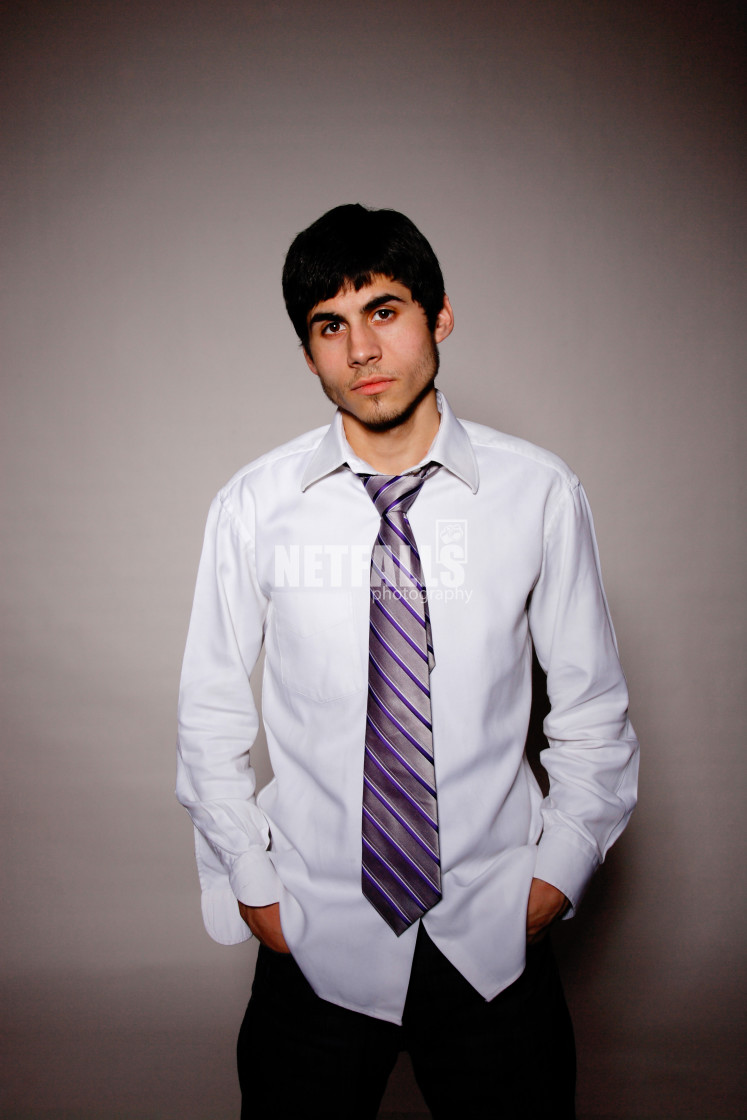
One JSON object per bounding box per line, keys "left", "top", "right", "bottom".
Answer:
{"left": 228, "top": 850, "right": 283, "bottom": 909}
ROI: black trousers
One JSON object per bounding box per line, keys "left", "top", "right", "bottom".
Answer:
{"left": 237, "top": 924, "right": 576, "bottom": 1119}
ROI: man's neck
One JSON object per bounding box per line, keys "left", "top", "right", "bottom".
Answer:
{"left": 342, "top": 390, "right": 441, "bottom": 475}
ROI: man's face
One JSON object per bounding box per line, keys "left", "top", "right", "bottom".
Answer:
{"left": 303, "top": 277, "right": 453, "bottom": 433}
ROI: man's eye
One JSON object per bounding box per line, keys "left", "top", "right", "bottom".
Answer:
{"left": 321, "top": 321, "right": 342, "bottom": 335}
{"left": 373, "top": 308, "right": 394, "bottom": 322}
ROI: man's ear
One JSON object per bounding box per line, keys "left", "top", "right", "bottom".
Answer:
{"left": 303, "top": 346, "right": 319, "bottom": 377}
{"left": 433, "top": 295, "right": 455, "bottom": 344}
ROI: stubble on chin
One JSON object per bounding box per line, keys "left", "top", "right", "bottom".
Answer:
{"left": 352, "top": 373, "right": 438, "bottom": 432}
{"left": 318, "top": 345, "right": 440, "bottom": 434}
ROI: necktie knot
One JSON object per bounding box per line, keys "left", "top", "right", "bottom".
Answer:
{"left": 360, "top": 464, "right": 440, "bottom": 520}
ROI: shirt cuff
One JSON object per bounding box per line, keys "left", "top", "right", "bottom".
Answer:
{"left": 228, "top": 848, "right": 283, "bottom": 908}
{"left": 534, "top": 827, "right": 600, "bottom": 916}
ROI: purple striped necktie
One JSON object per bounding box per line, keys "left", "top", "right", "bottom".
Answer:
{"left": 357, "top": 465, "right": 441, "bottom": 935}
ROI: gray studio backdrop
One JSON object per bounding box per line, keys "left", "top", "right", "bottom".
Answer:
{"left": 2, "top": 2, "right": 744, "bottom": 1118}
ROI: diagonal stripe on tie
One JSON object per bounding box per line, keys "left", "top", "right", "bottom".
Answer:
{"left": 365, "top": 712, "right": 437, "bottom": 795}
{"left": 369, "top": 622, "right": 429, "bottom": 694}
{"left": 369, "top": 652, "right": 432, "bottom": 726}
{"left": 356, "top": 464, "right": 442, "bottom": 935}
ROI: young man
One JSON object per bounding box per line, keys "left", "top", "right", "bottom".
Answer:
{"left": 176, "top": 204, "right": 639, "bottom": 1118}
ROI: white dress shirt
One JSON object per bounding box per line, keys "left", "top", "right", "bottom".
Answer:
{"left": 176, "top": 392, "right": 638, "bottom": 1024}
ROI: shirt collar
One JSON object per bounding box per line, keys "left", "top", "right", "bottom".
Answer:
{"left": 300, "top": 390, "right": 479, "bottom": 493}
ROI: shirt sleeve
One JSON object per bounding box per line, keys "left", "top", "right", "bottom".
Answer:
{"left": 528, "top": 479, "right": 639, "bottom": 913}
{"left": 176, "top": 490, "right": 282, "bottom": 943}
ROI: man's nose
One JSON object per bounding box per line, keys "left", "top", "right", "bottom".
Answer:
{"left": 348, "top": 322, "right": 382, "bottom": 366}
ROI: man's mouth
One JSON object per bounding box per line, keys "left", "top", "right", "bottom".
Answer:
{"left": 351, "top": 376, "right": 395, "bottom": 396}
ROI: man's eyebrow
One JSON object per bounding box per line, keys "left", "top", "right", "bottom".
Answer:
{"left": 308, "top": 310, "right": 344, "bottom": 327}
{"left": 361, "top": 293, "right": 406, "bottom": 313}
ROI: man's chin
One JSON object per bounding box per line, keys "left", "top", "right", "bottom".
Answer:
{"left": 355, "top": 405, "right": 409, "bottom": 433}
{"left": 347, "top": 377, "right": 438, "bottom": 433}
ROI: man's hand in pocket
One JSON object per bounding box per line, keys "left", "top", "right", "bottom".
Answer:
{"left": 238, "top": 901, "right": 291, "bottom": 953}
